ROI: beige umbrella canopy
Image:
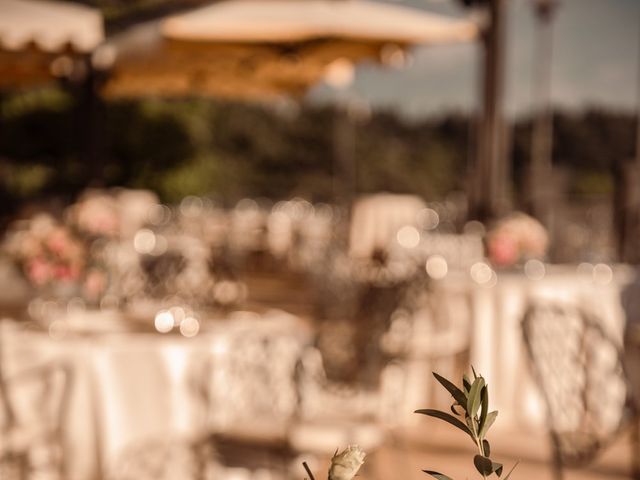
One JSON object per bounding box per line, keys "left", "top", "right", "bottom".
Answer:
{"left": 0, "top": 0, "right": 104, "bottom": 88}
{"left": 103, "top": 0, "right": 477, "bottom": 100}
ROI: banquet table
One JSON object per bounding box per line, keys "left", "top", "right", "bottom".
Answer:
{"left": 0, "top": 309, "right": 311, "bottom": 480}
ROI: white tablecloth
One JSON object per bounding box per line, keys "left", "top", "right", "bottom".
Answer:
{"left": 0, "top": 310, "right": 309, "bottom": 480}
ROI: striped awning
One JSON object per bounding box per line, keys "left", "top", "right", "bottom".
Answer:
{"left": 162, "top": 0, "right": 477, "bottom": 45}
{"left": 104, "top": 0, "right": 477, "bottom": 100}
{"left": 0, "top": 0, "right": 104, "bottom": 53}
{"left": 0, "top": 0, "right": 104, "bottom": 88}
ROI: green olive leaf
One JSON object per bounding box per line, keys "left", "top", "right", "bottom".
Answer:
{"left": 479, "top": 410, "right": 498, "bottom": 439}
{"left": 415, "top": 409, "right": 474, "bottom": 440}
{"left": 433, "top": 372, "right": 467, "bottom": 407}
{"left": 478, "top": 385, "right": 489, "bottom": 438}
{"left": 482, "top": 439, "right": 491, "bottom": 457}
{"left": 462, "top": 374, "right": 472, "bottom": 393}
{"left": 466, "top": 377, "right": 485, "bottom": 418}
{"left": 473, "top": 455, "right": 493, "bottom": 476}
{"left": 422, "top": 471, "right": 454, "bottom": 480}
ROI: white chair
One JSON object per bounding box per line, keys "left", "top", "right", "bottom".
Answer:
{"left": 0, "top": 359, "right": 71, "bottom": 480}
{"left": 522, "top": 301, "right": 638, "bottom": 480}
{"left": 196, "top": 319, "right": 307, "bottom": 479}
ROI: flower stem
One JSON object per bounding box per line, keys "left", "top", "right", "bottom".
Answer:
{"left": 303, "top": 461, "right": 316, "bottom": 480}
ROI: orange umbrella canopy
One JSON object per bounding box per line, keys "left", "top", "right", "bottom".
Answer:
{"left": 0, "top": 0, "right": 104, "bottom": 88}
{"left": 104, "top": 0, "right": 477, "bottom": 100}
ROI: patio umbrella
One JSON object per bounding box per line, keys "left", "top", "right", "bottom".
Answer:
{"left": 103, "top": 0, "right": 477, "bottom": 99}
{"left": 0, "top": 0, "right": 104, "bottom": 88}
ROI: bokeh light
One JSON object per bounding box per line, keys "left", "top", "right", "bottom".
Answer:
{"left": 154, "top": 310, "right": 174, "bottom": 333}
{"left": 396, "top": 225, "right": 420, "bottom": 249}
{"left": 425, "top": 255, "right": 448, "bottom": 279}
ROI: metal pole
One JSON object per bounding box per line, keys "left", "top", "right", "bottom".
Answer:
{"left": 635, "top": 5, "right": 640, "bottom": 171}
{"left": 527, "top": 0, "right": 558, "bottom": 227}
{"left": 332, "top": 105, "right": 356, "bottom": 209}
{"left": 622, "top": 6, "right": 640, "bottom": 262}
{"left": 614, "top": 5, "right": 640, "bottom": 263}
{"left": 470, "top": 0, "right": 508, "bottom": 223}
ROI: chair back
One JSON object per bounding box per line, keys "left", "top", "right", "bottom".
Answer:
{"left": 0, "top": 358, "right": 71, "bottom": 480}
{"left": 200, "top": 321, "right": 305, "bottom": 435}
{"left": 522, "top": 301, "right": 633, "bottom": 467}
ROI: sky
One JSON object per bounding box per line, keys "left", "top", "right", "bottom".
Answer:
{"left": 308, "top": 0, "right": 640, "bottom": 119}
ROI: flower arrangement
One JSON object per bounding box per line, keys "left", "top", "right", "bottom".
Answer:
{"left": 4, "top": 214, "right": 85, "bottom": 290}
{"left": 66, "top": 188, "right": 158, "bottom": 239}
{"left": 2, "top": 213, "right": 110, "bottom": 303}
{"left": 486, "top": 213, "right": 548, "bottom": 267}
{"left": 303, "top": 369, "right": 518, "bottom": 480}
{"left": 67, "top": 189, "right": 121, "bottom": 238}
{"left": 0, "top": 188, "right": 157, "bottom": 304}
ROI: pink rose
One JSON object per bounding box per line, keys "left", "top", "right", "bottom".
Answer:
{"left": 54, "top": 265, "right": 72, "bottom": 281}
{"left": 488, "top": 234, "right": 519, "bottom": 267}
{"left": 27, "top": 258, "right": 52, "bottom": 286}
{"left": 47, "top": 228, "right": 70, "bottom": 256}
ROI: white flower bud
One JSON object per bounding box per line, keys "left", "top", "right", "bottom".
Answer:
{"left": 328, "top": 445, "right": 366, "bottom": 480}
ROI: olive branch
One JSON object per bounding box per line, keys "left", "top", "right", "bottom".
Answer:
{"left": 302, "top": 368, "right": 518, "bottom": 480}
{"left": 415, "top": 367, "right": 519, "bottom": 480}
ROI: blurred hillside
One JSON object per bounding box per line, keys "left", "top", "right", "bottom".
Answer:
{"left": 0, "top": 86, "right": 633, "bottom": 225}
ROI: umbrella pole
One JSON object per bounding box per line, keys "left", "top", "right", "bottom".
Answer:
{"left": 470, "top": 0, "right": 508, "bottom": 223}
{"left": 86, "top": 61, "right": 106, "bottom": 186}
{"left": 615, "top": 6, "right": 640, "bottom": 263}
{"left": 0, "top": 93, "right": 13, "bottom": 224}
{"left": 526, "top": 0, "right": 558, "bottom": 229}
{"left": 73, "top": 56, "right": 106, "bottom": 188}
{"left": 332, "top": 105, "right": 357, "bottom": 214}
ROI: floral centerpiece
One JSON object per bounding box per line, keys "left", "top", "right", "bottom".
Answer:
{"left": 66, "top": 188, "right": 158, "bottom": 239}
{"left": 68, "top": 188, "right": 161, "bottom": 302}
{"left": 2, "top": 188, "right": 159, "bottom": 309}
{"left": 3, "top": 213, "right": 106, "bottom": 303}
{"left": 66, "top": 189, "right": 121, "bottom": 238}
{"left": 486, "top": 212, "right": 548, "bottom": 268}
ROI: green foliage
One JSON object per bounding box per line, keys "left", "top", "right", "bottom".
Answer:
{"left": 3, "top": 164, "right": 53, "bottom": 197}
{"left": 571, "top": 170, "right": 614, "bottom": 196}
{"left": 511, "top": 109, "right": 634, "bottom": 200}
{"left": 1, "top": 87, "right": 72, "bottom": 119}
{"left": 0, "top": 87, "right": 76, "bottom": 161}
{"left": 106, "top": 99, "right": 199, "bottom": 176}
{"left": 416, "top": 369, "right": 519, "bottom": 480}
{"left": 0, "top": 85, "right": 634, "bottom": 224}
{"left": 153, "top": 153, "right": 221, "bottom": 203}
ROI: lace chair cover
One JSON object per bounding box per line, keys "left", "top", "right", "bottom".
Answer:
{"left": 107, "top": 439, "right": 214, "bottom": 480}
{"left": 196, "top": 318, "right": 307, "bottom": 476}
{"left": 522, "top": 302, "right": 634, "bottom": 474}
{"left": 289, "top": 277, "right": 420, "bottom": 463}
{"left": 203, "top": 327, "right": 303, "bottom": 434}
{"left": 288, "top": 343, "right": 389, "bottom": 480}
{"left": 0, "top": 361, "right": 71, "bottom": 480}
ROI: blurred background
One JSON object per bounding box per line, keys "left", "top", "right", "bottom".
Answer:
{"left": 0, "top": 0, "right": 639, "bottom": 479}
